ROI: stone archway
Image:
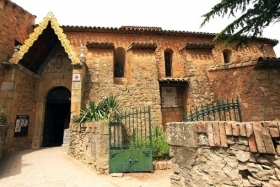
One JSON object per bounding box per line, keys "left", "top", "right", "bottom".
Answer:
{"left": 42, "top": 86, "right": 71, "bottom": 147}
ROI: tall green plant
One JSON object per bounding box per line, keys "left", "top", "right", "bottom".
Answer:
{"left": 76, "top": 95, "right": 122, "bottom": 124}
{"left": 152, "top": 125, "right": 170, "bottom": 159}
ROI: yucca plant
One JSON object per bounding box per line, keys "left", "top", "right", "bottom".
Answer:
{"left": 76, "top": 95, "right": 122, "bottom": 124}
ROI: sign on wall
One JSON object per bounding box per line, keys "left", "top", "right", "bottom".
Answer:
{"left": 14, "top": 115, "right": 29, "bottom": 137}
{"left": 161, "top": 87, "right": 177, "bottom": 107}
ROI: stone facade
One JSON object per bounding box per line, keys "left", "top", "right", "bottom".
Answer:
{"left": 68, "top": 122, "right": 109, "bottom": 174}
{"left": 0, "top": 0, "right": 280, "bottom": 158}
{"left": 166, "top": 121, "right": 280, "bottom": 187}
{"left": 0, "top": 0, "right": 35, "bottom": 155}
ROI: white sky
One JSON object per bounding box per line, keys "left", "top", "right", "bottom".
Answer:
{"left": 11, "top": 0, "right": 280, "bottom": 56}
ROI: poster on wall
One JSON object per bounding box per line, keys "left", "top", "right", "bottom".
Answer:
{"left": 14, "top": 115, "right": 29, "bottom": 137}
{"left": 161, "top": 87, "right": 177, "bottom": 107}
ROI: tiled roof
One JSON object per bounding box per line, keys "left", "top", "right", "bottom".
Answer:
{"left": 120, "top": 26, "right": 163, "bottom": 32}
{"left": 86, "top": 42, "right": 114, "bottom": 49}
{"left": 128, "top": 42, "right": 157, "bottom": 50}
{"left": 61, "top": 25, "right": 216, "bottom": 38}
{"left": 180, "top": 42, "right": 215, "bottom": 50}
{"left": 158, "top": 78, "right": 189, "bottom": 84}
{"left": 61, "top": 25, "right": 278, "bottom": 45}
{"left": 195, "top": 121, "right": 277, "bottom": 154}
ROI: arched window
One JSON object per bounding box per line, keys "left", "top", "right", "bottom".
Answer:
{"left": 223, "top": 49, "right": 231, "bottom": 64}
{"left": 164, "top": 49, "right": 173, "bottom": 77}
{"left": 114, "top": 47, "right": 125, "bottom": 77}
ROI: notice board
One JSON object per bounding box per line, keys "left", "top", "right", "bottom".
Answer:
{"left": 14, "top": 115, "right": 29, "bottom": 137}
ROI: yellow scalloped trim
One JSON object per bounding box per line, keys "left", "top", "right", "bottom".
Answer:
{"left": 9, "top": 12, "right": 80, "bottom": 65}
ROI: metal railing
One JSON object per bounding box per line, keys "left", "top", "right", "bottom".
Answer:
{"left": 109, "top": 106, "right": 152, "bottom": 149}
{"left": 183, "top": 97, "right": 242, "bottom": 122}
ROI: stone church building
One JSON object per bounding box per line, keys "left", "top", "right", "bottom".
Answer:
{"left": 0, "top": 0, "right": 280, "bottom": 155}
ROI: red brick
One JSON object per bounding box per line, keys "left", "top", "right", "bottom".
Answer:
{"left": 253, "top": 122, "right": 266, "bottom": 153}
{"left": 246, "top": 122, "right": 257, "bottom": 152}
{"left": 232, "top": 122, "right": 240, "bottom": 136}
{"left": 212, "top": 122, "right": 221, "bottom": 147}
{"left": 225, "top": 121, "right": 233, "bottom": 136}
{"left": 239, "top": 122, "right": 247, "bottom": 137}
{"left": 219, "top": 122, "right": 228, "bottom": 147}
{"left": 196, "top": 121, "right": 207, "bottom": 133}
{"left": 207, "top": 122, "right": 214, "bottom": 147}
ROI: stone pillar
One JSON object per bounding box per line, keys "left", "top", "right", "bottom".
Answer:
{"left": 70, "top": 64, "right": 86, "bottom": 124}
{"left": 32, "top": 99, "right": 45, "bottom": 148}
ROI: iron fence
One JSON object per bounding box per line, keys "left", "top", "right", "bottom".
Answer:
{"left": 183, "top": 97, "right": 242, "bottom": 122}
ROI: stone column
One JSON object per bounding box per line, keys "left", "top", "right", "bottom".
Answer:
{"left": 32, "top": 99, "right": 45, "bottom": 148}
{"left": 70, "top": 64, "right": 86, "bottom": 123}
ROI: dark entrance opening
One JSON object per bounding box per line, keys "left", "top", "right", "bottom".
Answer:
{"left": 42, "top": 87, "right": 71, "bottom": 147}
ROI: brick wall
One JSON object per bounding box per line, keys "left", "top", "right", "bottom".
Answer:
{"left": 0, "top": 0, "right": 35, "bottom": 154}
{"left": 0, "top": 0, "right": 35, "bottom": 55}
{"left": 3, "top": 68, "right": 37, "bottom": 154}
{"left": 208, "top": 63, "right": 280, "bottom": 121}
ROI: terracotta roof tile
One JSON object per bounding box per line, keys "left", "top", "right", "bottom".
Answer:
{"left": 120, "top": 26, "right": 163, "bottom": 32}
{"left": 180, "top": 42, "right": 215, "bottom": 50}
{"left": 86, "top": 42, "right": 114, "bottom": 49}
{"left": 128, "top": 42, "right": 157, "bottom": 50}
{"left": 61, "top": 25, "right": 278, "bottom": 45}
{"left": 158, "top": 78, "right": 189, "bottom": 84}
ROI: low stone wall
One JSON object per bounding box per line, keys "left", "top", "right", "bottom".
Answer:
{"left": 0, "top": 125, "right": 8, "bottom": 160}
{"left": 68, "top": 122, "right": 109, "bottom": 174}
{"left": 166, "top": 121, "right": 280, "bottom": 187}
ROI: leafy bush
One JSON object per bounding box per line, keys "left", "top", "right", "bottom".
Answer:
{"left": 152, "top": 125, "right": 170, "bottom": 159}
{"left": 128, "top": 125, "right": 170, "bottom": 159}
{"left": 76, "top": 95, "right": 121, "bottom": 124}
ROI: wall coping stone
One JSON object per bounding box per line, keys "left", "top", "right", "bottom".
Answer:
{"left": 167, "top": 121, "right": 279, "bottom": 154}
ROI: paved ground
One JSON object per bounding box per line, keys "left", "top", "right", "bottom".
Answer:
{"left": 0, "top": 147, "right": 172, "bottom": 187}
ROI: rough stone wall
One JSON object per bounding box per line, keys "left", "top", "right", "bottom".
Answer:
{"left": 2, "top": 68, "right": 37, "bottom": 154}
{"left": 0, "top": 0, "right": 36, "bottom": 155}
{"left": 166, "top": 121, "right": 280, "bottom": 187}
{"left": 69, "top": 122, "right": 109, "bottom": 174}
{"left": 208, "top": 61, "right": 280, "bottom": 121}
{"left": 65, "top": 31, "right": 277, "bottom": 127}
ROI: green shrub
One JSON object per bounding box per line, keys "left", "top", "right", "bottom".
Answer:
{"left": 76, "top": 95, "right": 121, "bottom": 124}
{"left": 152, "top": 125, "right": 170, "bottom": 159}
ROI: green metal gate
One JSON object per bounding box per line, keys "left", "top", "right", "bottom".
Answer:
{"left": 109, "top": 107, "right": 153, "bottom": 173}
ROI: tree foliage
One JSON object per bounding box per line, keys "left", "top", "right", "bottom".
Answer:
{"left": 201, "top": 0, "right": 280, "bottom": 48}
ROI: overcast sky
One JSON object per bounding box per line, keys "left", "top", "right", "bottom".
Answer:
{"left": 11, "top": 0, "right": 280, "bottom": 56}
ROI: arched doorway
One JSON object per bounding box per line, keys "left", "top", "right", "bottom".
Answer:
{"left": 42, "top": 86, "right": 71, "bottom": 147}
